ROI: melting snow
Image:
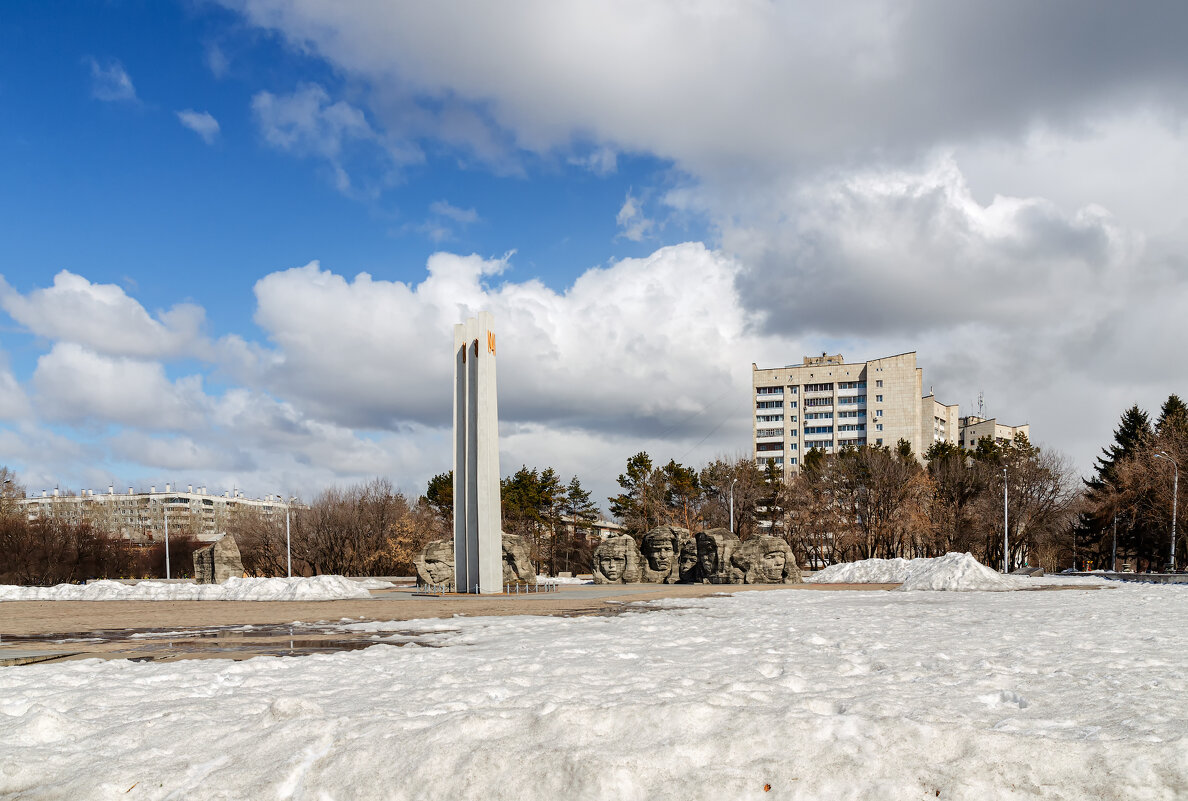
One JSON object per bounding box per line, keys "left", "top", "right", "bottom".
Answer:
{"left": 810, "top": 552, "right": 1021, "bottom": 591}
{"left": 0, "top": 575, "right": 373, "bottom": 602}
{"left": 1, "top": 580, "right": 1183, "bottom": 799}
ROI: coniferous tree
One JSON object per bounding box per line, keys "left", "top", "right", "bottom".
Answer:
{"left": 1081, "top": 405, "right": 1155, "bottom": 567}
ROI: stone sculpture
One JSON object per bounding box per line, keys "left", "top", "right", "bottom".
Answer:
{"left": 592, "top": 535, "right": 643, "bottom": 584}
{"left": 501, "top": 533, "right": 537, "bottom": 585}
{"left": 414, "top": 539, "right": 457, "bottom": 590}
{"left": 193, "top": 534, "right": 244, "bottom": 584}
{"left": 677, "top": 532, "right": 700, "bottom": 583}
{"left": 639, "top": 525, "right": 688, "bottom": 583}
{"left": 414, "top": 534, "right": 539, "bottom": 590}
{"left": 731, "top": 535, "right": 803, "bottom": 584}
{"left": 695, "top": 528, "right": 743, "bottom": 584}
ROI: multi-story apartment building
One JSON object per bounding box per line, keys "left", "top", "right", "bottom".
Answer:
{"left": 17, "top": 484, "right": 291, "bottom": 543}
{"left": 752, "top": 352, "right": 960, "bottom": 473}
{"left": 958, "top": 416, "right": 1030, "bottom": 450}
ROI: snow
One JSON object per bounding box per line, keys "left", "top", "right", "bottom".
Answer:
{"left": 0, "top": 575, "right": 374, "bottom": 602}
{"left": 810, "top": 552, "right": 1021, "bottom": 591}
{"left": 352, "top": 578, "right": 397, "bottom": 590}
{"left": 2, "top": 582, "right": 1186, "bottom": 799}
{"left": 536, "top": 575, "right": 592, "bottom": 585}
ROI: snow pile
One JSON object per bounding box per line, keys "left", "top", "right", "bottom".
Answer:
{"left": 1, "top": 582, "right": 1184, "bottom": 799}
{"left": 0, "top": 575, "right": 373, "bottom": 602}
{"left": 811, "top": 556, "right": 916, "bottom": 583}
{"left": 811, "top": 552, "right": 1019, "bottom": 591}
{"left": 353, "top": 578, "right": 396, "bottom": 590}
{"left": 536, "top": 575, "right": 591, "bottom": 585}
{"left": 895, "top": 552, "right": 1019, "bottom": 592}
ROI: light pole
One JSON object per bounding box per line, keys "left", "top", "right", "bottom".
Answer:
{"left": 1002, "top": 467, "right": 1009, "bottom": 573}
{"left": 161, "top": 494, "right": 171, "bottom": 580}
{"left": 285, "top": 496, "right": 293, "bottom": 578}
{"left": 1154, "top": 451, "right": 1178, "bottom": 572}
{"left": 1112, "top": 514, "right": 1117, "bottom": 573}
{"left": 729, "top": 478, "right": 738, "bottom": 535}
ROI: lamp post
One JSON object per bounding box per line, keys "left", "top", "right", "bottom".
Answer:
{"left": 160, "top": 494, "right": 171, "bottom": 580}
{"left": 285, "top": 496, "right": 293, "bottom": 578}
{"left": 1154, "top": 451, "right": 1178, "bottom": 572}
{"left": 729, "top": 478, "right": 738, "bottom": 535}
{"left": 1002, "top": 467, "right": 1009, "bottom": 573}
{"left": 1112, "top": 514, "right": 1117, "bottom": 573}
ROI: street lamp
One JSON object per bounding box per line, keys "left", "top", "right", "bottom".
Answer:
{"left": 1002, "top": 467, "right": 1009, "bottom": 574}
{"left": 284, "top": 495, "right": 294, "bottom": 578}
{"left": 1154, "top": 451, "right": 1178, "bottom": 572}
{"left": 729, "top": 478, "right": 738, "bottom": 535}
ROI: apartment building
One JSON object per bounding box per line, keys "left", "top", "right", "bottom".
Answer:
{"left": 958, "top": 416, "right": 1030, "bottom": 450}
{"left": 752, "top": 352, "right": 959, "bottom": 474}
{"left": 18, "top": 484, "right": 291, "bottom": 543}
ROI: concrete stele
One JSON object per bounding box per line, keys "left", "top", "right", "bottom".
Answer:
{"left": 453, "top": 312, "right": 503, "bottom": 593}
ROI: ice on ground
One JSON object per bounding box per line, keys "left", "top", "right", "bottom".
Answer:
{"left": 0, "top": 575, "right": 373, "bottom": 602}
{"left": 2, "top": 581, "right": 1185, "bottom": 799}
{"left": 810, "top": 552, "right": 1020, "bottom": 591}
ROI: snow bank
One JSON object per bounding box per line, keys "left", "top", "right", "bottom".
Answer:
{"left": 810, "top": 552, "right": 1019, "bottom": 591}
{"left": 536, "top": 575, "right": 591, "bottom": 585}
{"left": 353, "top": 578, "right": 396, "bottom": 590}
{"left": 1, "top": 581, "right": 1184, "bottom": 799}
{"left": 0, "top": 575, "right": 373, "bottom": 602}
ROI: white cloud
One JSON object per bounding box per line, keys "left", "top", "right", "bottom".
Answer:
{"left": 569, "top": 146, "right": 617, "bottom": 175}
{"left": 615, "top": 191, "right": 654, "bottom": 242}
{"left": 32, "top": 344, "right": 208, "bottom": 431}
{"left": 86, "top": 58, "right": 137, "bottom": 103}
{"left": 0, "top": 270, "right": 208, "bottom": 359}
{"left": 429, "top": 200, "right": 479, "bottom": 226}
{"left": 176, "top": 109, "right": 221, "bottom": 144}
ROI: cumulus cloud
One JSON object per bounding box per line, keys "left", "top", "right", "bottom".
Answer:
{"left": 615, "top": 191, "right": 655, "bottom": 242}
{"left": 176, "top": 109, "right": 220, "bottom": 144}
{"left": 0, "top": 270, "right": 208, "bottom": 359}
{"left": 86, "top": 57, "right": 137, "bottom": 103}
{"left": 32, "top": 344, "right": 208, "bottom": 430}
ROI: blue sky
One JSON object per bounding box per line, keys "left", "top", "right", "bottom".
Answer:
{"left": 1, "top": 1, "right": 1186, "bottom": 506}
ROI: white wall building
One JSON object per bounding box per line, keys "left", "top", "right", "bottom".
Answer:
{"left": 17, "top": 484, "right": 291, "bottom": 543}
{"left": 752, "top": 352, "right": 961, "bottom": 474}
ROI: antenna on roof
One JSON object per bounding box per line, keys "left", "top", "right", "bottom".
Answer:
{"left": 977, "top": 391, "right": 985, "bottom": 418}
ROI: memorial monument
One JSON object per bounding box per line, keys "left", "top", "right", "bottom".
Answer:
{"left": 193, "top": 534, "right": 244, "bottom": 584}
{"left": 453, "top": 312, "right": 503, "bottom": 594}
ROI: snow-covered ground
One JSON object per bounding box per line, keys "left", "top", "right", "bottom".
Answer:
{"left": 3, "top": 578, "right": 1185, "bottom": 799}
{"left": 810, "top": 552, "right": 1019, "bottom": 591}
{"left": 0, "top": 575, "right": 374, "bottom": 602}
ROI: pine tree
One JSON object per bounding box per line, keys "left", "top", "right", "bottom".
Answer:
{"left": 1156, "top": 394, "right": 1188, "bottom": 441}
{"left": 1081, "top": 405, "right": 1155, "bottom": 566}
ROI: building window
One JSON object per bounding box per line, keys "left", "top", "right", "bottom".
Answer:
{"left": 756, "top": 443, "right": 782, "bottom": 452}
{"left": 789, "top": 401, "right": 797, "bottom": 409}
{"left": 789, "top": 386, "right": 798, "bottom": 394}
{"left": 876, "top": 438, "right": 883, "bottom": 445}
{"left": 876, "top": 423, "right": 883, "bottom": 431}
{"left": 876, "top": 409, "right": 883, "bottom": 417}
{"left": 789, "top": 458, "right": 798, "bottom": 465}
{"left": 756, "top": 428, "right": 783, "bottom": 438}
{"left": 876, "top": 395, "right": 883, "bottom": 402}
{"left": 756, "top": 386, "right": 783, "bottom": 395}
{"left": 876, "top": 380, "right": 883, "bottom": 388}
{"left": 805, "top": 382, "right": 834, "bottom": 392}
{"left": 757, "top": 400, "right": 783, "bottom": 409}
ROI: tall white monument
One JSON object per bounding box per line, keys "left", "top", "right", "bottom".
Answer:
{"left": 453, "top": 312, "right": 503, "bottom": 593}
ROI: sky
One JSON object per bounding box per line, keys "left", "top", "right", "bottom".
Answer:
{"left": 1, "top": 1, "right": 1186, "bottom": 510}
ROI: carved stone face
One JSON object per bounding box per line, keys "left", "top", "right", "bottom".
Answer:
{"left": 418, "top": 541, "right": 455, "bottom": 586}
{"left": 760, "top": 548, "right": 786, "bottom": 581}
{"left": 697, "top": 537, "right": 718, "bottom": 574}
{"left": 642, "top": 537, "right": 674, "bottom": 572}
{"left": 678, "top": 540, "right": 699, "bottom": 581}
{"left": 598, "top": 547, "right": 627, "bottom": 582}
